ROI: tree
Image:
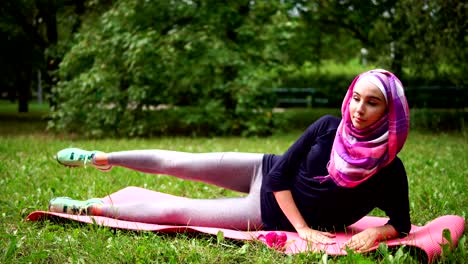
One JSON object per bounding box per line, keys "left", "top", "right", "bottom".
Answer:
{"left": 294, "top": 0, "right": 467, "bottom": 85}
{"left": 0, "top": 0, "right": 112, "bottom": 112}
{"left": 50, "top": 0, "right": 299, "bottom": 136}
{"left": 399, "top": 0, "right": 467, "bottom": 86}
{"left": 292, "top": 1, "right": 403, "bottom": 72}
{"left": 0, "top": 0, "right": 47, "bottom": 112}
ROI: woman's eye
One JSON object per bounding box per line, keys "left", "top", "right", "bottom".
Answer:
{"left": 368, "top": 101, "right": 377, "bottom": 106}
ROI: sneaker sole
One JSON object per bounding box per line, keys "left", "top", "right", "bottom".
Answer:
{"left": 56, "top": 155, "right": 82, "bottom": 168}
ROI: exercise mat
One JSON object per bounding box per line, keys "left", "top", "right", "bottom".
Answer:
{"left": 27, "top": 186, "right": 465, "bottom": 263}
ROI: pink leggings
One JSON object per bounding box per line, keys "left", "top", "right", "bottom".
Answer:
{"left": 100, "top": 150, "right": 264, "bottom": 230}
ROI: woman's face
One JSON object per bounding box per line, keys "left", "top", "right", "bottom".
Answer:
{"left": 349, "top": 79, "right": 387, "bottom": 129}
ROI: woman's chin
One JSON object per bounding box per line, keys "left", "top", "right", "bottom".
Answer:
{"left": 351, "top": 121, "right": 367, "bottom": 130}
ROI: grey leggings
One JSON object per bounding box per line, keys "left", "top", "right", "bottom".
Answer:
{"left": 100, "top": 150, "right": 264, "bottom": 230}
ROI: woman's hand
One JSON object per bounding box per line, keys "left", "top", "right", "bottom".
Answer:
{"left": 296, "top": 226, "right": 336, "bottom": 244}
{"left": 344, "top": 225, "right": 398, "bottom": 252}
{"left": 343, "top": 227, "right": 379, "bottom": 252}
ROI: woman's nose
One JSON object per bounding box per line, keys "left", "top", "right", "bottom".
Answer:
{"left": 356, "top": 102, "right": 365, "bottom": 114}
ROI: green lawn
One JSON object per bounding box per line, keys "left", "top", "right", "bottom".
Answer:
{"left": 0, "top": 103, "right": 466, "bottom": 263}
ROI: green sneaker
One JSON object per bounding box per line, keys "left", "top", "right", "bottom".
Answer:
{"left": 56, "top": 148, "right": 112, "bottom": 171}
{"left": 48, "top": 197, "right": 104, "bottom": 215}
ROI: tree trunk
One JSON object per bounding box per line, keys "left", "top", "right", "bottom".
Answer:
{"left": 40, "top": 0, "right": 60, "bottom": 107}
{"left": 391, "top": 45, "right": 404, "bottom": 80}
{"left": 18, "top": 68, "right": 32, "bottom": 113}
{"left": 72, "top": 0, "right": 85, "bottom": 33}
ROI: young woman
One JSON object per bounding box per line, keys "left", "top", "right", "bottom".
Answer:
{"left": 49, "top": 69, "right": 410, "bottom": 252}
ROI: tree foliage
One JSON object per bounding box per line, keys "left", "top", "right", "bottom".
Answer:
{"left": 293, "top": 0, "right": 467, "bottom": 84}
{"left": 398, "top": 0, "right": 467, "bottom": 86}
{"left": 50, "top": 0, "right": 300, "bottom": 137}
{"left": 2, "top": 0, "right": 466, "bottom": 135}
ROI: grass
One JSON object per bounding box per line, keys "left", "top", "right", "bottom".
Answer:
{"left": 0, "top": 101, "right": 466, "bottom": 263}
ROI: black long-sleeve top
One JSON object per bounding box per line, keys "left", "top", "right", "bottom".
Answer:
{"left": 260, "top": 115, "right": 411, "bottom": 236}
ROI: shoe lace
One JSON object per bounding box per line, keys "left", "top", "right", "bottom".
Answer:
{"left": 70, "top": 205, "right": 88, "bottom": 215}
{"left": 82, "top": 153, "right": 95, "bottom": 168}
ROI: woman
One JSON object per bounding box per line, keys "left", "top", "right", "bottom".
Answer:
{"left": 49, "top": 69, "right": 410, "bottom": 252}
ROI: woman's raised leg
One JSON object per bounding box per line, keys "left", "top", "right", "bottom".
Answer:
{"left": 57, "top": 148, "right": 263, "bottom": 193}
{"left": 104, "top": 150, "right": 264, "bottom": 193}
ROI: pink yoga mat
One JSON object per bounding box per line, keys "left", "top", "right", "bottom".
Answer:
{"left": 27, "top": 186, "right": 465, "bottom": 263}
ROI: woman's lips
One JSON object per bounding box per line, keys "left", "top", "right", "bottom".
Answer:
{"left": 353, "top": 116, "right": 366, "bottom": 123}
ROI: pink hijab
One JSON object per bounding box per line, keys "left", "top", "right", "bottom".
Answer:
{"left": 327, "top": 69, "right": 410, "bottom": 187}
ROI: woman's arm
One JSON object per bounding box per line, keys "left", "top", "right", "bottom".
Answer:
{"left": 274, "top": 190, "right": 335, "bottom": 244}
{"left": 344, "top": 225, "right": 398, "bottom": 252}
{"left": 345, "top": 161, "right": 407, "bottom": 252}
{"left": 344, "top": 160, "right": 410, "bottom": 252}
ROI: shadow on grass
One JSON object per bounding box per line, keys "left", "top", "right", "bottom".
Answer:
{"left": 0, "top": 112, "right": 49, "bottom": 136}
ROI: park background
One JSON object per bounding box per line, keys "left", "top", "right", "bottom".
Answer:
{"left": 1, "top": 0, "right": 466, "bottom": 263}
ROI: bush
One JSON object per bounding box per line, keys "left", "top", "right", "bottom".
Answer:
{"left": 410, "top": 109, "right": 466, "bottom": 132}
{"left": 48, "top": 1, "right": 294, "bottom": 137}
{"left": 268, "top": 61, "right": 467, "bottom": 109}
{"left": 277, "top": 108, "right": 467, "bottom": 133}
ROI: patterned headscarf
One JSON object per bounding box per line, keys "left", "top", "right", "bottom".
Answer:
{"left": 327, "top": 69, "right": 410, "bottom": 188}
